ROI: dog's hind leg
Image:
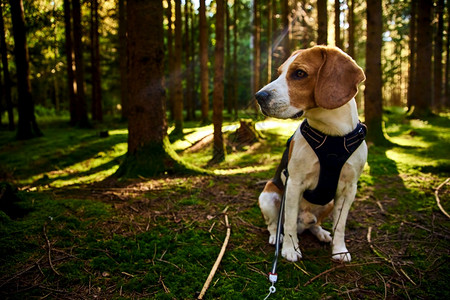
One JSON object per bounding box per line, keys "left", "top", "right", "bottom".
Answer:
{"left": 259, "top": 181, "right": 283, "bottom": 244}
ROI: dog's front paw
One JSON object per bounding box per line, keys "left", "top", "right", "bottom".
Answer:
{"left": 332, "top": 247, "right": 351, "bottom": 262}
{"left": 269, "top": 234, "right": 283, "bottom": 245}
{"left": 282, "top": 245, "right": 302, "bottom": 262}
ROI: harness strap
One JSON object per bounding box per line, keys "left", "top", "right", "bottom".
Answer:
{"left": 300, "top": 120, "right": 367, "bottom": 205}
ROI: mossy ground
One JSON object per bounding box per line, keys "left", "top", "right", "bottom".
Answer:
{"left": 0, "top": 109, "right": 449, "bottom": 299}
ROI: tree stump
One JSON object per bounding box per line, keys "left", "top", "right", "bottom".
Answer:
{"left": 235, "top": 119, "right": 260, "bottom": 146}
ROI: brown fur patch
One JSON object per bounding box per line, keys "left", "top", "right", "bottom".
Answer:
{"left": 316, "top": 202, "right": 334, "bottom": 225}
{"left": 263, "top": 180, "right": 283, "bottom": 195}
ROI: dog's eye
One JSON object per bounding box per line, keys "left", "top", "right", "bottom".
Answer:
{"left": 293, "top": 69, "right": 307, "bottom": 79}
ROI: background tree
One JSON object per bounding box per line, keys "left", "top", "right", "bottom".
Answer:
{"left": 199, "top": 0, "right": 209, "bottom": 123}
{"left": 10, "top": 0, "right": 42, "bottom": 139}
{"left": 347, "top": 0, "right": 355, "bottom": 58}
{"left": 212, "top": 0, "right": 225, "bottom": 163}
{"left": 433, "top": 0, "right": 444, "bottom": 110}
{"left": 252, "top": 0, "right": 260, "bottom": 114}
{"left": 184, "top": 0, "right": 194, "bottom": 121}
{"left": 173, "top": 0, "right": 183, "bottom": 136}
{"left": 118, "top": 0, "right": 127, "bottom": 120}
{"left": 72, "top": 0, "right": 89, "bottom": 127}
{"left": 116, "top": 0, "right": 193, "bottom": 177}
{"left": 317, "top": 0, "right": 327, "bottom": 45}
{"left": 0, "top": 2, "right": 13, "bottom": 131}
{"left": 407, "top": 0, "right": 417, "bottom": 111}
{"left": 334, "top": 0, "right": 341, "bottom": 48}
{"left": 365, "top": 0, "right": 386, "bottom": 145}
{"left": 412, "top": 0, "right": 433, "bottom": 117}
{"left": 90, "top": 0, "right": 102, "bottom": 122}
{"left": 63, "top": 0, "right": 76, "bottom": 125}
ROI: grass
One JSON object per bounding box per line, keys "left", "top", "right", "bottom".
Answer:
{"left": 0, "top": 108, "right": 449, "bottom": 299}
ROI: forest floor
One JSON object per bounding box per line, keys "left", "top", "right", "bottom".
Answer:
{"left": 0, "top": 108, "right": 449, "bottom": 299}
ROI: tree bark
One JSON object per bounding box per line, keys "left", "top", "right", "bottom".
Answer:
{"left": 0, "top": 2, "right": 14, "bottom": 131}
{"left": 72, "top": 0, "right": 89, "bottom": 127}
{"left": 334, "top": 0, "right": 341, "bottom": 48}
{"left": 317, "top": 0, "right": 327, "bottom": 45}
{"left": 185, "top": 0, "right": 194, "bottom": 121}
{"left": 172, "top": 0, "right": 183, "bottom": 136}
{"left": 212, "top": 0, "right": 225, "bottom": 163}
{"left": 412, "top": 0, "right": 433, "bottom": 117}
{"left": 407, "top": 0, "right": 417, "bottom": 111}
{"left": 281, "top": 0, "right": 290, "bottom": 61}
{"left": 445, "top": 0, "right": 450, "bottom": 108}
{"left": 118, "top": 0, "right": 127, "bottom": 120}
{"left": 252, "top": 0, "right": 261, "bottom": 115}
{"left": 347, "top": 0, "right": 355, "bottom": 58}
{"left": 365, "top": 0, "right": 386, "bottom": 145}
{"left": 116, "top": 0, "right": 195, "bottom": 177}
{"left": 90, "top": 0, "right": 102, "bottom": 122}
{"left": 63, "top": 0, "right": 76, "bottom": 125}
{"left": 199, "top": 0, "right": 209, "bottom": 123}
{"left": 267, "top": 0, "right": 272, "bottom": 83}
{"left": 433, "top": 0, "right": 444, "bottom": 110}
{"left": 232, "top": 0, "right": 238, "bottom": 118}
{"left": 10, "top": 0, "right": 42, "bottom": 139}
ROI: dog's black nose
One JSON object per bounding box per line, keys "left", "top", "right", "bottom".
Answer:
{"left": 255, "top": 90, "right": 271, "bottom": 104}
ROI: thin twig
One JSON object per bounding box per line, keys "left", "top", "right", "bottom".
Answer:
{"left": 43, "top": 224, "right": 61, "bottom": 276}
{"left": 435, "top": 178, "right": 450, "bottom": 219}
{"left": 303, "top": 262, "right": 380, "bottom": 286}
{"left": 367, "top": 227, "right": 416, "bottom": 286}
{"left": 198, "top": 214, "right": 231, "bottom": 299}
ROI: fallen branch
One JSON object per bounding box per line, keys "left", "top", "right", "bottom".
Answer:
{"left": 303, "top": 261, "right": 380, "bottom": 286}
{"left": 43, "top": 224, "right": 61, "bottom": 276}
{"left": 198, "top": 214, "right": 231, "bottom": 299}
{"left": 367, "top": 227, "right": 416, "bottom": 286}
{"left": 435, "top": 178, "right": 450, "bottom": 219}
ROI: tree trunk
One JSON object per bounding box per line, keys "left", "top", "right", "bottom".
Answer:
{"left": 212, "top": 0, "right": 225, "bottom": 163}
{"left": 433, "top": 0, "right": 444, "bottom": 110}
{"left": 347, "top": 0, "right": 355, "bottom": 58}
{"left": 365, "top": 0, "right": 386, "bottom": 145}
{"left": 116, "top": 0, "right": 195, "bottom": 177}
{"left": 72, "top": 0, "right": 89, "bottom": 127}
{"left": 171, "top": 0, "right": 183, "bottom": 136}
{"left": 63, "top": 0, "right": 76, "bottom": 125}
{"left": 317, "top": 0, "right": 327, "bottom": 45}
{"left": 412, "top": 0, "right": 433, "bottom": 117}
{"left": 0, "top": 2, "right": 14, "bottom": 131}
{"left": 185, "top": 0, "right": 194, "bottom": 121}
{"left": 90, "top": 0, "right": 102, "bottom": 122}
{"left": 10, "top": 0, "right": 42, "bottom": 139}
{"left": 281, "top": 0, "right": 290, "bottom": 61}
{"left": 334, "top": 0, "right": 341, "bottom": 48}
{"left": 252, "top": 0, "right": 260, "bottom": 115}
{"left": 232, "top": 0, "right": 238, "bottom": 118}
{"left": 407, "top": 0, "right": 417, "bottom": 111}
{"left": 445, "top": 0, "right": 450, "bottom": 108}
{"left": 199, "top": 0, "right": 209, "bottom": 123}
{"left": 189, "top": 1, "right": 197, "bottom": 119}
{"left": 267, "top": 0, "right": 272, "bottom": 83}
{"left": 118, "top": 0, "right": 127, "bottom": 120}
{"left": 225, "top": 0, "right": 232, "bottom": 114}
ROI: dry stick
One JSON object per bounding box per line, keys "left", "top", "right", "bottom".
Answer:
{"left": 435, "top": 178, "right": 450, "bottom": 219}
{"left": 367, "top": 227, "right": 416, "bottom": 286}
{"left": 198, "top": 214, "right": 231, "bottom": 299}
{"left": 303, "top": 261, "right": 380, "bottom": 286}
{"left": 43, "top": 224, "right": 61, "bottom": 276}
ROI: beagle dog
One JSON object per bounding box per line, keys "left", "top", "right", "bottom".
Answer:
{"left": 256, "top": 46, "right": 367, "bottom": 262}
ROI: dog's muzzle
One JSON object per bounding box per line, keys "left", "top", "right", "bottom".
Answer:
{"left": 255, "top": 90, "right": 271, "bottom": 115}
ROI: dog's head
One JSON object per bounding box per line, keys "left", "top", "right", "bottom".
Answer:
{"left": 255, "top": 46, "right": 365, "bottom": 119}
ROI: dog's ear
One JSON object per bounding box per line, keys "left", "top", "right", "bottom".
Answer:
{"left": 314, "top": 47, "right": 365, "bottom": 109}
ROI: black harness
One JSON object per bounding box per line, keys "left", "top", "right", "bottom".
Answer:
{"left": 299, "top": 120, "right": 367, "bottom": 205}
